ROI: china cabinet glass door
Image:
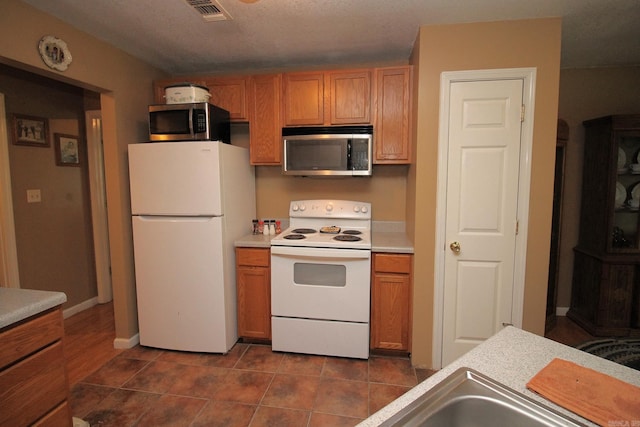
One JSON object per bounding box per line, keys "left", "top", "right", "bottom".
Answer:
{"left": 612, "top": 132, "right": 640, "bottom": 252}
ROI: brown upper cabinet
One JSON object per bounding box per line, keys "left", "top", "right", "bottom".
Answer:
{"left": 248, "top": 74, "right": 282, "bottom": 165}
{"left": 152, "top": 64, "right": 412, "bottom": 165}
{"left": 153, "top": 76, "right": 249, "bottom": 122}
{"left": 373, "top": 66, "right": 412, "bottom": 164}
{"left": 282, "top": 71, "right": 325, "bottom": 126}
{"left": 203, "top": 76, "right": 249, "bottom": 121}
{"left": 283, "top": 69, "right": 372, "bottom": 126}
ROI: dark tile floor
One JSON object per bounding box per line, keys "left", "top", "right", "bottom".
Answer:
{"left": 70, "top": 343, "right": 437, "bottom": 427}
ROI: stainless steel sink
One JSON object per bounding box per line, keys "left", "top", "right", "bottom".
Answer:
{"left": 379, "top": 368, "right": 586, "bottom": 426}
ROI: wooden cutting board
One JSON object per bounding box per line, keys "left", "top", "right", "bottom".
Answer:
{"left": 526, "top": 358, "right": 640, "bottom": 426}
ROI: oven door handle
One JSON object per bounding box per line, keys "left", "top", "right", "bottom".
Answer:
{"left": 270, "top": 245, "right": 370, "bottom": 260}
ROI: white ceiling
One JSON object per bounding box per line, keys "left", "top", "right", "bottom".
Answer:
{"left": 22, "top": 0, "right": 640, "bottom": 75}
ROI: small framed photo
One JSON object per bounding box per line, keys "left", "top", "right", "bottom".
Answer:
{"left": 12, "top": 114, "right": 50, "bottom": 147}
{"left": 54, "top": 133, "right": 80, "bottom": 166}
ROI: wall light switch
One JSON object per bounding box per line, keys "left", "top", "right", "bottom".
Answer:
{"left": 27, "top": 189, "right": 41, "bottom": 203}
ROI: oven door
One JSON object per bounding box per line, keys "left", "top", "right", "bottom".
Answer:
{"left": 270, "top": 246, "right": 371, "bottom": 322}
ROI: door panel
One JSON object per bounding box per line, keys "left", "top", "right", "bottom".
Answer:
{"left": 128, "top": 141, "right": 222, "bottom": 216}
{"left": 442, "top": 79, "right": 523, "bottom": 365}
{"left": 270, "top": 247, "right": 371, "bottom": 322}
{"left": 132, "top": 215, "right": 227, "bottom": 352}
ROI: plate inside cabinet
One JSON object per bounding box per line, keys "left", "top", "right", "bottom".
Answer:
{"left": 618, "top": 148, "right": 626, "bottom": 169}
{"left": 616, "top": 182, "right": 626, "bottom": 208}
{"left": 631, "top": 182, "right": 640, "bottom": 201}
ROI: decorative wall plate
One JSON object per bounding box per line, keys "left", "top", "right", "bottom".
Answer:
{"left": 38, "top": 35, "right": 72, "bottom": 71}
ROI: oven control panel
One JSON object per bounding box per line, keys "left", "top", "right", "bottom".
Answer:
{"left": 289, "top": 200, "right": 371, "bottom": 219}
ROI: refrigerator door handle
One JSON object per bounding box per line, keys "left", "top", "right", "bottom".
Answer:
{"left": 134, "top": 215, "right": 220, "bottom": 222}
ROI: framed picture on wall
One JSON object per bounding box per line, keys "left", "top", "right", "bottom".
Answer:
{"left": 54, "top": 133, "right": 80, "bottom": 166}
{"left": 11, "top": 114, "right": 50, "bottom": 147}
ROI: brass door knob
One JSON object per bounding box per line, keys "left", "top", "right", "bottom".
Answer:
{"left": 450, "top": 241, "right": 461, "bottom": 253}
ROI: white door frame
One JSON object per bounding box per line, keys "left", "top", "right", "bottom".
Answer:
{"left": 86, "top": 110, "right": 112, "bottom": 303}
{"left": 0, "top": 93, "right": 20, "bottom": 288}
{"left": 433, "top": 68, "right": 536, "bottom": 369}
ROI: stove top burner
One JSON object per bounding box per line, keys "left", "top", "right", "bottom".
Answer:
{"left": 283, "top": 234, "right": 306, "bottom": 240}
{"left": 334, "top": 235, "right": 363, "bottom": 242}
{"left": 291, "top": 228, "right": 316, "bottom": 234}
{"left": 342, "top": 230, "right": 362, "bottom": 235}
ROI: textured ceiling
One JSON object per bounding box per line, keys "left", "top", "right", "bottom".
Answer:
{"left": 22, "top": 0, "right": 640, "bottom": 75}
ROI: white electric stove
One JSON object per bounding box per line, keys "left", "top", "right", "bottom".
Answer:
{"left": 270, "top": 200, "right": 372, "bottom": 359}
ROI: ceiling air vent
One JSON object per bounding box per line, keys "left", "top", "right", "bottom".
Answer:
{"left": 184, "top": 0, "right": 232, "bottom": 22}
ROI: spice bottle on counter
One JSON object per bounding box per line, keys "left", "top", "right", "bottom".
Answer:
{"left": 275, "top": 220, "right": 282, "bottom": 234}
{"left": 258, "top": 220, "right": 264, "bottom": 234}
{"left": 263, "top": 220, "right": 269, "bottom": 236}
{"left": 252, "top": 219, "right": 259, "bottom": 235}
{"left": 269, "top": 220, "right": 276, "bottom": 235}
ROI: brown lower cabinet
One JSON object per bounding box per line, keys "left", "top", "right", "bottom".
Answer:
{"left": 236, "top": 247, "right": 271, "bottom": 340}
{"left": 0, "top": 307, "right": 72, "bottom": 427}
{"left": 235, "top": 248, "right": 414, "bottom": 351}
{"left": 370, "top": 253, "right": 413, "bottom": 353}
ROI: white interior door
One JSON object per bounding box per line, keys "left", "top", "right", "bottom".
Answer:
{"left": 441, "top": 78, "right": 524, "bottom": 365}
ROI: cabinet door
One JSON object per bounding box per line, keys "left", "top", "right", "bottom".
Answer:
{"left": 205, "top": 76, "right": 249, "bottom": 121}
{"left": 236, "top": 248, "right": 271, "bottom": 340}
{"left": 371, "top": 273, "right": 411, "bottom": 351}
{"left": 283, "top": 72, "right": 325, "bottom": 126}
{"left": 237, "top": 267, "right": 271, "bottom": 339}
{"left": 374, "top": 66, "right": 412, "bottom": 163}
{"left": 370, "top": 253, "right": 412, "bottom": 351}
{"left": 329, "top": 70, "right": 371, "bottom": 125}
{"left": 249, "top": 74, "right": 282, "bottom": 165}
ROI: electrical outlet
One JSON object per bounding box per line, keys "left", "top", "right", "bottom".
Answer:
{"left": 26, "top": 189, "right": 41, "bottom": 203}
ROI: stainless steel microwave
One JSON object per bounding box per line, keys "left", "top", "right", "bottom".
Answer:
{"left": 282, "top": 126, "right": 373, "bottom": 176}
{"left": 148, "top": 102, "right": 230, "bottom": 143}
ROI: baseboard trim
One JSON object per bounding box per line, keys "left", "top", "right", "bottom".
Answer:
{"left": 62, "top": 297, "right": 99, "bottom": 319}
{"left": 556, "top": 306, "right": 569, "bottom": 316}
{"left": 114, "top": 333, "right": 139, "bottom": 349}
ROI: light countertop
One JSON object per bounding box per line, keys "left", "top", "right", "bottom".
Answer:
{"left": 235, "top": 220, "right": 414, "bottom": 254}
{"left": 371, "top": 231, "right": 413, "bottom": 253}
{"left": 358, "top": 326, "right": 640, "bottom": 426}
{"left": 0, "top": 288, "right": 67, "bottom": 329}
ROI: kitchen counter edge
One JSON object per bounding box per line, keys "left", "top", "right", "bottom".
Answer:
{"left": 234, "top": 231, "right": 414, "bottom": 253}
{"left": 358, "top": 326, "right": 640, "bottom": 427}
{"left": 0, "top": 288, "right": 67, "bottom": 329}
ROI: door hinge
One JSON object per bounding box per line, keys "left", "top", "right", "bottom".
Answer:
{"left": 520, "top": 104, "right": 525, "bottom": 122}
{"left": 515, "top": 220, "right": 519, "bottom": 235}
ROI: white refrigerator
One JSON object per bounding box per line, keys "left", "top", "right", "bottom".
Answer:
{"left": 128, "top": 141, "right": 255, "bottom": 353}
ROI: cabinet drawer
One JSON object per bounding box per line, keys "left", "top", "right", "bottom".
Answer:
{"left": 0, "top": 341, "right": 68, "bottom": 427}
{"left": 236, "top": 248, "right": 270, "bottom": 267}
{"left": 374, "top": 254, "right": 412, "bottom": 274}
{"left": 0, "top": 308, "right": 63, "bottom": 370}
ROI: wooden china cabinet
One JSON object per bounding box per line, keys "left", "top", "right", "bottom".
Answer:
{"left": 568, "top": 115, "right": 640, "bottom": 336}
